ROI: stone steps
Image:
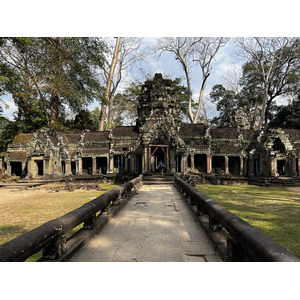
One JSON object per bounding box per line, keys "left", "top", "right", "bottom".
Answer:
{"left": 142, "top": 173, "right": 174, "bottom": 185}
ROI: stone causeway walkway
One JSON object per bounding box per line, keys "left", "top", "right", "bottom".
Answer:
{"left": 70, "top": 184, "right": 221, "bottom": 262}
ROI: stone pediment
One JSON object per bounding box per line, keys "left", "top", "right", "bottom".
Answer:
{"left": 140, "top": 110, "right": 186, "bottom": 151}
{"left": 27, "top": 128, "right": 54, "bottom": 157}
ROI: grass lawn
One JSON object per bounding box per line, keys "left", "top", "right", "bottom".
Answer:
{"left": 0, "top": 183, "right": 118, "bottom": 246}
{"left": 196, "top": 184, "right": 300, "bottom": 258}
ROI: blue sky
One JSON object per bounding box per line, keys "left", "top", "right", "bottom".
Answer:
{"left": 1, "top": 38, "right": 242, "bottom": 121}
{"left": 1, "top": 1, "right": 297, "bottom": 120}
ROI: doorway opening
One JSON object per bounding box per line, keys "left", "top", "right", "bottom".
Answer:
{"left": 11, "top": 162, "right": 23, "bottom": 176}
{"left": 229, "top": 157, "right": 240, "bottom": 175}
{"left": 195, "top": 154, "right": 206, "bottom": 172}
{"left": 36, "top": 160, "right": 44, "bottom": 176}
{"left": 96, "top": 157, "right": 107, "bottom": 174}
{"left": 277, "top": 160, "right": 286, "bottom": 175}
{"left": 212, "top": 156, "right": 225, "bottom": 174}
{"left": 149, "top": 145, "right": 169, "bottom": 173}
{"left": 71, "top": 161, "right": 76, "bottom": 175}
{"left": 82, "top": 157, "right": 93, "bottom": 174}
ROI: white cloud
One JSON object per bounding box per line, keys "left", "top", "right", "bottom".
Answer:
{"left": 1, "top": 95, "right": 17, "bottom": 120}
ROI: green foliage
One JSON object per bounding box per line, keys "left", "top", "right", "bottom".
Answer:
{"left": 269, "top": 96, "right": 300, "bottom": 129}
{"left": 63, "top": 109, "right": 99, "bottom": 131}
{"left": 113, "top": 80, "right": 143, "bottom": 126}
{"left": 0, "top": 37, "right": 108, "bottom": 132}
{"left": 210, "top": 84, "right": 243, "bottom": 127}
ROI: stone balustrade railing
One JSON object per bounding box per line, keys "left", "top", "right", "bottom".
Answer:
{"left": 0, "top": 175, "right": 143, "bottom": 262}
{"left": 174, "top": 175, "right": 299, "bottom": 262}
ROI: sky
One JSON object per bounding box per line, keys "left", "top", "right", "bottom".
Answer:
{"left": 1, "top": 1, "right": 299, "bottom": 121}
{"left": 1, "top": 38, "right": 243, "bottom": 121}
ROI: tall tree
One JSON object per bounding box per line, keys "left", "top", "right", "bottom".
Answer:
{"left": 98, "top": 37, "right": 147, "bottom": 131}
{"left": 156, "top": 37, "right": 227, "bottom": 124}
{"left": 0, "top": 37, "right": 107, "bottom": 129}
{"left": 192, "top": 37, "right": 228, "bottom": 123}
{"left": 210, "top": 84, "right": 243, "bottom": 127}
{"left": 235, "top": 37, "right": 300, "bottom": 130}
{"left": 98, "top": 37, "right": 122, "bottom": 131}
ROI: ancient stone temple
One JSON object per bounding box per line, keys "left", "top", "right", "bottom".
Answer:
{"left": 1, "top": 73, "right": 300, "bottom": 180}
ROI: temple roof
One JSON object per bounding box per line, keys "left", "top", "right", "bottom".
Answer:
{"left": 10, "top": 133, "right": 32, "bottom": 146}
{"left": 84, "top": 132, "right": 110, "bottom": 142}
{"left": 210, "top": 128, "right": 239, "bottom": 139}
{"left": 179, "top": 124, "right": 207, "bottom": 136}
{"left": 111, "top": 126, "right": 139, "bottom": 137}
{"left": 7, "top": 151, "right": 27, "bottom": 161}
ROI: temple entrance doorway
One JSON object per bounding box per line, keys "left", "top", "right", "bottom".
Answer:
{"left": 277, "top": 160, "right": 286, "bottom": 175}
{"left": 11, "top": 162, "right": 23, "bottom": 176}
{"left": 36, "top": 160, "right": 44, "bottom": 176}
{"left": 149, "top": 145, "right": 169, "bottom": 173}
{"left": 71, "top": 161, "right": 76, "bottom": 175}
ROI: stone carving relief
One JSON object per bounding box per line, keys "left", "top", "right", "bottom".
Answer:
{"left": 27, "top": 128, "right": 54, "bottom": 157}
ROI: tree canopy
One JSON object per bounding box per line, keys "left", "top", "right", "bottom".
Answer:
{"left": 0, "top": 37, "right": 107, "bottom": 129}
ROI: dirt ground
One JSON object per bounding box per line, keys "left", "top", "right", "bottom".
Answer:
{"left": 286, "top": 187, "right": 300, "bottom": 192}
{"left": 0, "top": 182, "right": 116, "bottom": 244}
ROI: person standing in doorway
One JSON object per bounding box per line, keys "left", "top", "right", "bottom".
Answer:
{"left": 158, "top": 160, "right": 164, "bottom": 176}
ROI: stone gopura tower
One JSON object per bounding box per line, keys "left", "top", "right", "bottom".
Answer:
{"left": 1, "top": 73, "right": 300, "bottom": 180}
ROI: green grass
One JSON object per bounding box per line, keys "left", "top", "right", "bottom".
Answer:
{"left": 196, "top": 184, "right": 300, "bottom": 258}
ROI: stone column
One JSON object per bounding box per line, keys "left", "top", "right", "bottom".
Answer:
{"left": 243, "top": 157, "right": 248, "bottom": 176}
{"left": 75, "top": 159, "right": 79, "bottom": 175}
{"left": 206, "top": 155, "right": 212, "bottom": 174}
{"left": 240, "top": 157, "right": 243, "bottom": 176}
{"left": 78, "top": 157, "right": 82, "bottom": 175}
{"left": 124, "top": 157, "right": 128, "bottom": 173}
{"left": 249, "top": 157, "right": 254, "bottom": 176}
{"left": 22, "top": 162, "right": 27, "bottom": 176}
{"left": 7, "top": 161, "right": 11, "bottom": 176}
{"left": 183, "top": 154, "right": 188, "bottom": 172}
{"left": 65, "top": 159, "right": 71, "bottom": 176}
{"left": 130, "top": 155, "right": 135, "bottom": 173}
{"left": 297, "top": 158, "right": 300, "bottom": 176}
{"left": 225, "top": 156, "right": 229, "bottom": 175}
{"left": 290, "top": 156, "right": 297, "bottom": 177}
{"left": 27, "top": 158, "right": 33, "bottom": 176}
{"left": 259, "top": 157, "right": 264, "bottom": 176}
{"left": 106, "top": 155, "right": 110, "bottom": 174}
{"left": 142, "top": 146, "right": 148, "bottom": 173}
{"left": 170, "top": 148, "right": 176, "bottom": 173}
{"left": 270, "top": 156, "right": 276, "bottom": 177}
{"left": 92, "top": 157, "right": 97, "bottom": 174}
{"left": 44, "top": 159, "right": 49, "bottom": 176}
{"left": 109, "top": 154, "right": 114, "bottom": 173}
{"left": 191, "top": 154, "right": 195, "bottom": 171}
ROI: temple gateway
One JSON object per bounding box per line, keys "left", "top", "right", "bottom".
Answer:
{"left": 1, "top": 73, "right": 300, "bottom": 181}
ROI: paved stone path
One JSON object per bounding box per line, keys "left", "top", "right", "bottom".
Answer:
{"left": 70, "top": 184, "right": 221, "bottom": 262}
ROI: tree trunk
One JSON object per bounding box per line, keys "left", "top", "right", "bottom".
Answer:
{"left": 50, "top": 91, "right": 60, "bottom": 127}
{"left": 185, "top": 68, "right": 194, "bottom": 124}
{"left": 106, "top": 95, "right": 114, "bottom": 130}
{"left": 250, "top": 101, "right": 259, "bottom": 129}
{"left": 193, "top": 74, "right": 208, "bottom": 123}
{"left": 98, "top": 37, "right": 122, "bottom": 131}
{"left": 258, "top": 82, "right": 269, "bottom": 130}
